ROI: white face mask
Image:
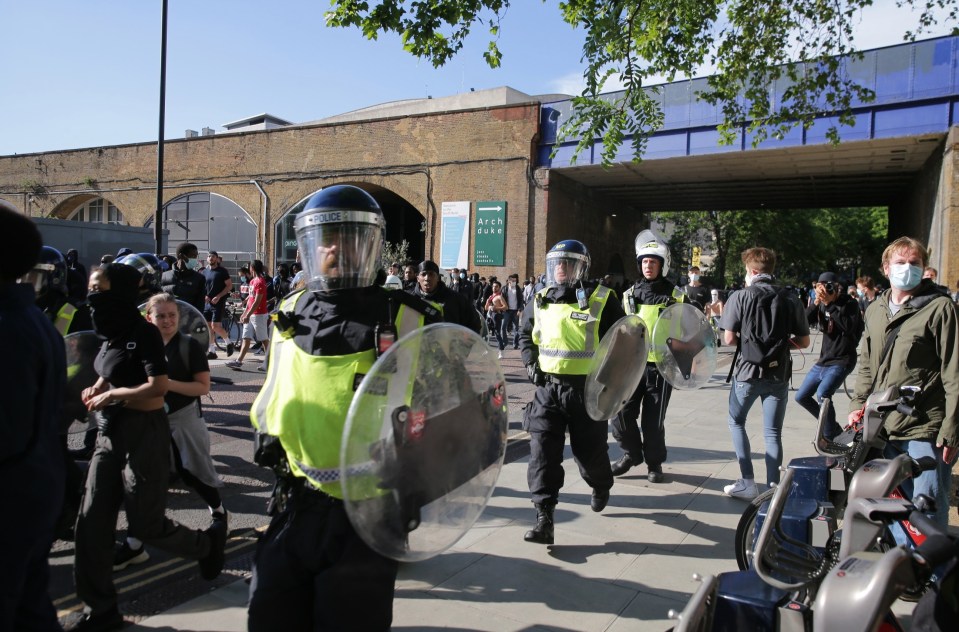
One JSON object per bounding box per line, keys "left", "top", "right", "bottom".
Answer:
{"left": 888, "top": 263, "right": 922, "bottom": 291}
{"left": 689, "top": 274, "right": 700, "bottom": 283}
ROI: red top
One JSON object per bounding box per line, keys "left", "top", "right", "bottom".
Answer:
{"left": 247, "top": 275, "right": 269, "bottom": 316}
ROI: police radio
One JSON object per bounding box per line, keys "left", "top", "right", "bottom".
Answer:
{"left": 375, "top": 322, "right": 397, "bottom": 358}
{"left": 576, "top": 284, "right": 588, "bottom": 310}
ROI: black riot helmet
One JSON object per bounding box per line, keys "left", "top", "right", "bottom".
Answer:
{"left": 20, "top": 245, "right": 68, "bottom": 302}
{"left": 293, "top": 185, "right": 385, "bottom": 291}
{"left": 116, "top": 252, "right": 163, "bottom": 297}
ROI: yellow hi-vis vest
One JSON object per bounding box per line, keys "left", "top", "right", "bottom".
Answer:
{"left": 623, "top": 285, "right": 685, "bottom": 362}
{"left": 532, "top": 285, "right": 611, "bottom": 375}
{"left": 54, "top": 302, "right": 77, "bottom": 337}
{"left": 250, "top": 290, "right": 424, "bottom": 498}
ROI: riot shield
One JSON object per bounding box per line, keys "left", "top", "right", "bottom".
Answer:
{"left": 138, "top": 299, "right": 211, "bottom": 350}
{"left": 341, "top": 323, "right": 508, "bottom": 562}
{"left": 63, "top": 331, "right": 101, "bottom": 437}
{"left": 584, "top": 314, "right": 649, "bottom": 420}
{"left": 653, "top": 303, "right": 718, "bottom": 390}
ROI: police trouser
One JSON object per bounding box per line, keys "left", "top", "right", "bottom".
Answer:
{"left": 74, "top": 409, "right": 211, "bottom": 614}
{"left": 611, "top": 365, "right": 671, "bottom": 468}
{"left": 524, "top": 378, "right": 614, "bottom": 507}
{"left": 248, "top": 483, "right": 399, "bottom": 632}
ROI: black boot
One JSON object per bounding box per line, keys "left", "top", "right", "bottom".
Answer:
{"left": 523, "top": 503, "right": 555, "bottom": 545}
{"left": 611, "top": 454, "right": 637, "bottom": 477}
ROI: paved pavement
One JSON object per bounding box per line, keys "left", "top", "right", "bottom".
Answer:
{"left": 121, "top": 337, "right": 955, "bottom": 631}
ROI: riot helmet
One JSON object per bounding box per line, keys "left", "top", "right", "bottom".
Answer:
{"left": 634, "top": 229, "right": 671, "bottom": 277}
{"left": 545, "top": 240, "right": 590, "bottom": 288}
{"left": 116, "top": 252, "right": 162, "bottom": 297}
{"left": 20, "top": 245, "right": 68, "bottom": 302}
{"left": 294, "top": 185, "right": 385, "bottom": 291}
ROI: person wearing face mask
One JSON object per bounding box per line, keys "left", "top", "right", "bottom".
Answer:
{"left": 854, "top": 275, "right": 878, "bottom": 313}
{"left": 682, "top": 265, "right": 711, "bottom": 311}
{"left": 67, "top": 263, "right": 227, "bottom": 631}
{"left": 847, "top": 236, "right": 959, "bottom": 539}
{"left": 159, "top": 243, "right": 205, "bottom": 313}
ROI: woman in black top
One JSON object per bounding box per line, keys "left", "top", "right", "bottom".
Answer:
{"left": 66, "top": 264, "right": 226, "bottom": 632}
{"left": 112, "top": 293, "right": 227, "bottom": 571}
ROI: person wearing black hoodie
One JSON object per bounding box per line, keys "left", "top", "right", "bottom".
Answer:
{"left": 610, "top": 231, "right": 685, "bottom": 483}
{"left": 794, "top": 271, "right": 863, "bottom": 440}
{"left": 413, "top": 260, "right": 482, "bottom": 333}
{"left": 66, "top": 262, "right": 226, "bottom": 632}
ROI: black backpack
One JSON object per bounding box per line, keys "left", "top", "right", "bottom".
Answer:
{"left": 738, "top": 284, "right": 793, "bottom": 380}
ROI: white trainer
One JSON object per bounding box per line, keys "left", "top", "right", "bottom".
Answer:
{"left": 723, "top": 478, "right": 759, "bottom": 500}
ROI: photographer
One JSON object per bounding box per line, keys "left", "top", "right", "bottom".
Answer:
{"left": 794, "top": 272, "right": 863, "bottom": 440}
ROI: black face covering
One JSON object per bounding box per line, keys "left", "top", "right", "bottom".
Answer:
{"left": 87, "top": 291, "right": 142, "bottom": 339}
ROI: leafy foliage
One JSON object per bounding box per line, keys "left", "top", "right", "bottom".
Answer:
{"left": 651, "top": 207, "right": 888, "bottom": 287}
{"left": 382, "top": 238, "right": 411, "bottom": 268}
{"left": 325, "top": 0, "right": 957, "bottom": 164}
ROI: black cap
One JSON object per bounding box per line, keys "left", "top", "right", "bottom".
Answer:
{"left": 418, "top": 260, "right": 440, "bottom": 275}
{"left": 818, "top": 272, "right": 839, "bottom": 284}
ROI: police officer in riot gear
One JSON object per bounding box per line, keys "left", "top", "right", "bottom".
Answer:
{"left": 247, "top": 185, "right": 442, "bottom": 630}
{"left": 21, "top": 246, "right": 93, "bottom": 335}
{"left": 611, "top": 231, "right": 684, "bottom": 482}
{"left": 116, "top": 252, "right": 163, "bottom": 304}
{"left": 520, "top": 240, "right": 625, "bottom": 544}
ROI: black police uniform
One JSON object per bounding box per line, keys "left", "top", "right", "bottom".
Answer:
{"left": 519, "top": 281, "right": 624, "bottom": 508}
{"left": 612, "top": 276, "right": 679, "bottom": 475}
{"left": 248, "top": 286, "right": 442, "bottom": 632}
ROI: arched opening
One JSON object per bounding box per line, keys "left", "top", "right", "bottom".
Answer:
{"left": 146, "top": 192, "right": 257, "bottom": 276}
{"left": 274, "top": 183, "right": 425, "bottom": 270}
{"left": 66, "top": 197, "right": 126, "bottom": 224}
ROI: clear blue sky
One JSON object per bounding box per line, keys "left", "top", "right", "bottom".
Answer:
{"left": 0, "top": 1, "right": 951, "bottom": 156}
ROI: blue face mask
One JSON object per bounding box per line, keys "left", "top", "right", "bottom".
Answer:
{"left": 186, "top": 257, "right": 199, "bottom": 270}
{"left": 888, "top": 263, "right": 922, "bottom": 291}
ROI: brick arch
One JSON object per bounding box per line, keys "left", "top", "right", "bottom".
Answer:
{"left": 0, "top": 197, "right": 21, "bottom": 213}
{"left": 49, "top": 194, "right": 103, "bottom": 219}
{"left": 271, "top": 178, "right": 428, "bottom": 266}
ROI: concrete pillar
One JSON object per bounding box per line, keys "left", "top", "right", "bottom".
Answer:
{"left": 931, "top": 126, "right": 959, "bottom": 289}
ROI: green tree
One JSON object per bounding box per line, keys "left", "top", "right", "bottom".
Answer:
{"left": 382, "top": 239, "right": 410, "bottom": 268}
{"left": 652, "top": 207, "right": 887, "bottom": 287}
{"left": 325, "top": 1, "right": 956, "bottom": 164}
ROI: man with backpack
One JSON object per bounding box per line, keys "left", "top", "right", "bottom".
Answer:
{"left": 794, "top": 271, "right": 864, "bottom": 440}
{"left": 719, "top": 247, "right": 810, "bottom": 500}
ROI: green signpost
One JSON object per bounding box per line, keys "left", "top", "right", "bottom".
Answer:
{"left": 474, "top": 200, "right": 506, "bottom": 266}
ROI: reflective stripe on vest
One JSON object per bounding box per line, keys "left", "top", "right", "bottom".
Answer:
{"left": 250, "top": 290, "right": 424, "bottom": 497}
{"left": 624, "top": 286, "right": 685, "bottom": 362}
{"left": 532, "top": 285, "right": 610, "bottom": 375}
{"left": 55, "top": 302, "right": 77, "bottom": 337}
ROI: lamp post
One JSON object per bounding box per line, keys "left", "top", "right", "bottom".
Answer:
{"left": 154, "top": 0, "right": 168, "bottom": 256}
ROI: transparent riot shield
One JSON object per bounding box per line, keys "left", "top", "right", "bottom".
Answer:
{"left": 138, "top": 299, "right": 211, "bottom": 350}
{"left": 341, "top": 323, "right": 508, "bottom": 562}
{"left": 653, "top": 303, "right": 718, "bottom": 390}
{"left": 584, "top": 314, "right": 649, "bottom": 420}
{"left": 63, "top": 331, "right": 101, "bottom": 437}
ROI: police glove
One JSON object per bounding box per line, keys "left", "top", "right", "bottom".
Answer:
{"left": 526, "top": 363, "right": 546, "bottom": 387}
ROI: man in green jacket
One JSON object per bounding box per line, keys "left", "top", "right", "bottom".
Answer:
{"left": 848, "top": 236, "right": 958, "bottom": 535}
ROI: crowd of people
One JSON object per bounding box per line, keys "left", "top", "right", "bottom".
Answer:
{"left": 4, "top": 190, "right": 959, "bottom": 631}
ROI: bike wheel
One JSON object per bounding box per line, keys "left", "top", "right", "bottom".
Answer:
{"left": 734, "top": 487, "right": 776, "bottom": 570}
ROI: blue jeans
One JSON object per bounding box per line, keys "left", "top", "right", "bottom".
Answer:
{"left": 883, "top": 439, "right": 952, "bottom": 545}
{"left": 794, "top": 363, "right": 853, "bottom": 439}
{"left": 501, "top": 309, "right": 520, "bottom": 349}
{"left": 727, "top": 378, "right": 788, "bottom": 486}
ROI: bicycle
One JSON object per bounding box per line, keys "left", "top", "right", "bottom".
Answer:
{"left": 213, "top": 294, "right": 243, "bottom": 351}
{"left": 733, "top": 385, "right": 923, "bottom": 571}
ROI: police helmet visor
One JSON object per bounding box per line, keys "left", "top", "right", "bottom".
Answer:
{"left": 295, "top": 209, "right": 384, "bottom": 291}
{"left": 546, "top": 252, "right": 588, "bottom": 287}
{"left": 19, "top": 263, "right": 54, "bottom": 295}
